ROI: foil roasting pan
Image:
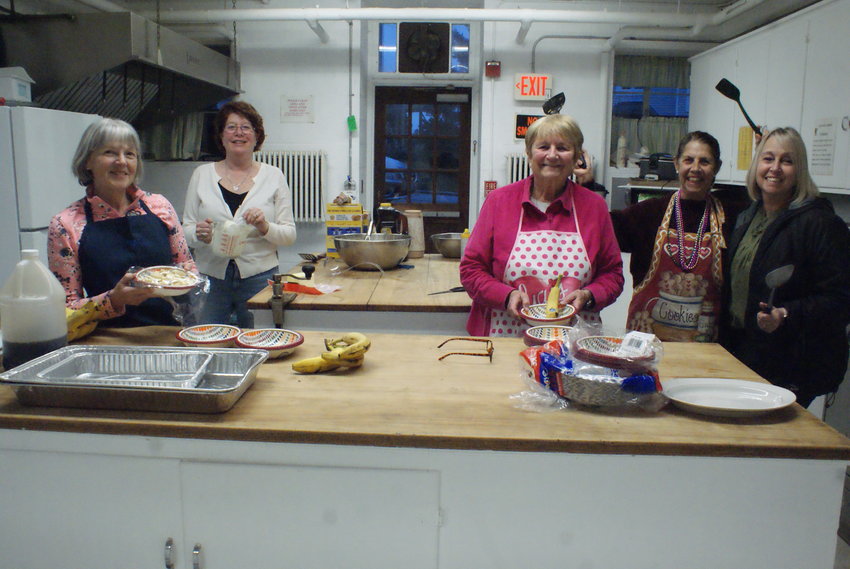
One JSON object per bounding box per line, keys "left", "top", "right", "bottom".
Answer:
{"left": 0, "top": 345, "right": 268, "bottom": 413}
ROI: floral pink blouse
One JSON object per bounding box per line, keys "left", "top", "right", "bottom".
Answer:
{"left": 47, "top": 185, "right": 196, "bottom": 320}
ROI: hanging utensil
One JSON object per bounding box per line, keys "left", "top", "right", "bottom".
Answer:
{"left": 762, "top": 264, "right": 794, "bottom": 312}
{"left": 427, "top": 286, "right": 466, "bottom": 296}
{"left": 715, "top": 78, "right": 763, "bottom": 136}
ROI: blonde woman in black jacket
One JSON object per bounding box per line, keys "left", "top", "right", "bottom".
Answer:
{"left": 720, "top": 127, "right": 850, "bottom": 407}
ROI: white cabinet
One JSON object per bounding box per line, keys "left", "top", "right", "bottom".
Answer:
{"left": 0, "top": 449, "right": 183, "bottom": 569}
{"left": 800, "top": 0, "right": 850, "bottom": 192}
{"left": 690, "top": 0, "right": 850, "bottom": 192}
{"left": 0, "top": 440, "right": 440, "bottom": 569}
{"left": 689, "top": 44, "right": 739, "bottom": 182}
{"left": 180, "top": 461, "right": 439, "bottom": 569}
{"left": 689, "top": 16, "right": 808, "bottom": 185}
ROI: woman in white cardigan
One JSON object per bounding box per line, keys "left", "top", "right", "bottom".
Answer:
{"left": 183, "top": 101, "right": 296, "bottom": 327}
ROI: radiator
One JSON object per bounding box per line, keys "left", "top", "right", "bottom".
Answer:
{"left": 253, "top": 150, "right": 326, "bottom": 222}
{"left": 506, "top": 153, "right": 531, "bottom": 184}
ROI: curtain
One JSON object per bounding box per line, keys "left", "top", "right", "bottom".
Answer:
{"left": 140, "top": 112, "right": 205, "bottom": 160}
{"left": 614, "top": 55, "right": 689, "bottom": 89}
{"left": 611, "top": 116, "right": 688, "bottom": 162}
{"left": 610, "top": 55, "right": 690, "bottom": 165}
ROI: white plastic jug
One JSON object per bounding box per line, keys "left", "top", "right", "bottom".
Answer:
{"left": 0, "top": 250, "right": 68, "bottom": 369}
{"left": 211, "top": 219, "right": 252, "bottom": 258}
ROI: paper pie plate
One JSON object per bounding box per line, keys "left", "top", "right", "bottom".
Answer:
{"left": 574, "top": 335, "right": 654, "bottom": 368}
{"left": 520, "top": 303, "right": 577, "bottom": 326}
{"left": 235, "top": 328, "right": 304, "bottom": 358}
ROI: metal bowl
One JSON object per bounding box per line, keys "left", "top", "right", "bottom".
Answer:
{"left": 333, "top": 233, "right": 411, "bottom": 270}
{"left": 431, "top": 232, "right": 462, "bottom": 258}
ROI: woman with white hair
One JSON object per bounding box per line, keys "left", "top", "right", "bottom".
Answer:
{"left": 460, "top": 114, "right": 623, "bottom": 337}
{"left": 48, "top": 117, "right": 196, "bottom": 327}
{"left": 720, "top": 127, "right": 850, "bottom": 407}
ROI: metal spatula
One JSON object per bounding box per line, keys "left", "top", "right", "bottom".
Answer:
{"left": 763, "top": 264, "right": 794, "bottom": 312}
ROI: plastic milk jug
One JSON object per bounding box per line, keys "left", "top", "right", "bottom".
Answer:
{"left": 0, "top": 250, "right": 68, "bottom": 369}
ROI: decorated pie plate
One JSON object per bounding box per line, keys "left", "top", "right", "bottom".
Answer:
{"left": 134, "top": 266, "right": 200, "bottom": 296}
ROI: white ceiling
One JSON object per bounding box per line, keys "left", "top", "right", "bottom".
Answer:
{"left": 1, "top": 0, "right": 823, "bottom": 53}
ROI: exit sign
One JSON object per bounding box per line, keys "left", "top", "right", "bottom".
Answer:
{"left": 514, "top": 74, "right": 552, "bottom": 101}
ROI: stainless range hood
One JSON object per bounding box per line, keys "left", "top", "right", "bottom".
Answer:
{"left": 0, "top": 12, "right": 240, "bottom": 127}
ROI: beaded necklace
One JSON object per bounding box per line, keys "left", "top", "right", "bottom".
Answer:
{"left": 673, "top": 190, "right": 710, "bottom": 271}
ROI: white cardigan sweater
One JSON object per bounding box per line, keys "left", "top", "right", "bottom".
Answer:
{"left": 183, "top": 162, "right": 297, "bottom": 279}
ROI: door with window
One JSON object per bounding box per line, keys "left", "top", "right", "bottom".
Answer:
{"left": 374, "top": 86, "right": 471, "bottom": 252}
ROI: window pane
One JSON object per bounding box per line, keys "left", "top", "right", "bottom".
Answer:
{"left": 436, "top": 173, "right": 459, "bottom": 204}
{"left": 386, "top": 138, "right": 408, "bottom": 164}
{"left": 436, "top": 139, "right": 460, "bottom": 169}
{"left": 384, "top": 172, "right": 407, "bottom": 201}
{"left": 378, "top": 23, "right": 397, "bottom": 73}
{"left": 411, "top": 172, "right": 433, "bottom": 204}
{"left": 410, "top": 139, "right": 432, "bottom": 169}
{"left": 450, "top": 24, "right": 470, "bottom": 74}
{"left": 437, "top": 104, "right": 461, "bottom": 135}
{"left": 386, "top": 104, "right": 409, "bottom": 135}
{"left": 612, "top": 87, "right": 645, "bottom": 118}
{"left": 411, "top": 104, "right": 435, "bottom": 135}
{"left": 648, "top": 87, "right": 690, "bottom": 117}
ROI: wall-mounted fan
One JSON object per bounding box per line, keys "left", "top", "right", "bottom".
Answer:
{"left": 399, "top": 23, "right": 450, "bottom": 73}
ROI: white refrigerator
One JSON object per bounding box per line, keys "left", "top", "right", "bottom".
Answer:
{"left": 0, "top": 106, "right": 100, "bottom": 286}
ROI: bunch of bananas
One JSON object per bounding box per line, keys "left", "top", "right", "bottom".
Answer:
{"left": 291, "top": 332, "right": 371, "bottom": 374}
{"left": 66, "top": 300, "right": 103, "bottom": 341}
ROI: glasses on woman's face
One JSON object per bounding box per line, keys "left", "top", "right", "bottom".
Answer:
{"left": 224, "top": 124, "right": 254, "bottom": 134}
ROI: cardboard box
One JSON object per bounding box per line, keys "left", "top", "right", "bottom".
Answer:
{"left": 0, "top": 67, "right": 34, "bottom": 103}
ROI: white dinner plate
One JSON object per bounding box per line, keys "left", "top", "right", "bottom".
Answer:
{"left": 662, "top": 377, "right": 796, "bottom": 418}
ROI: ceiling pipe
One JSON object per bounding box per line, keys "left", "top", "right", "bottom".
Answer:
{"left": 72, "top": 0, "right": 128, "bottom": 12}
{"left": 141, "top": 7, "right": 705, "bottom": 45}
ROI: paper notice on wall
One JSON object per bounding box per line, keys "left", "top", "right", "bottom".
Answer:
{"left": 811, "top": 119, "right": 836, "bottom": 176}
{"left": 736, "top": 126, "right": 755, "bottom": 171}
{"left": 280, "top": 95, "right": 315, "bottom": 123}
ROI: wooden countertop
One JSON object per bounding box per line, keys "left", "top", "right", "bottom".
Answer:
{"left": 1, "top": 327, "right": 849, "bottom": 460}
{"left": 247, "top": 254, "right": 470, "bottom": 312}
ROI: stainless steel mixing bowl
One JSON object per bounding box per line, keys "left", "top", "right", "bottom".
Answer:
{"left": 333, "top": 233, "right": 411, "bottom": 270}
{"left": 431, "top": 232, "right": 462, "bottom": 258}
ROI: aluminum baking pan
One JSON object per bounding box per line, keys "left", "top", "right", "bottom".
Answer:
{"left": 21, "top": 346, "right": 213, "bottom": 389}
{"left": 0, "top": 346, "right": 268, "bottom": 413}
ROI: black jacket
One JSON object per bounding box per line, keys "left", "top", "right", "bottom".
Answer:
{"left": 720, "top": 197, "right": 850, "bottom": 399}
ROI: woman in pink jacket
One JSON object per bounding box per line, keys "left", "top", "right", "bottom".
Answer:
{"left": 460, "top": 114, "right": 624, "bottom": 337}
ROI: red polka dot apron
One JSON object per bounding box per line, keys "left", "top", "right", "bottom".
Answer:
{"left": 488, "top": 190, "right": 597, "bottom": 337}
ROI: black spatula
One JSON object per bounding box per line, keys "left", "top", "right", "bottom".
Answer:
{"left": 715, "top": 78, "right": 762, "bottom": 136}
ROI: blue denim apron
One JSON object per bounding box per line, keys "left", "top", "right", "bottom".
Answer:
{"left": 79, "top": 198, "right": 177, "bottom": 327}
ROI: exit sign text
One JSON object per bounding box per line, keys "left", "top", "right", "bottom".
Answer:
{"left": 514, "top": 74, "right": 552, "bottom": 101}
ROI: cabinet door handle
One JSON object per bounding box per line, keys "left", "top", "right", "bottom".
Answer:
{"left": 164, "top": 537, "right": 174, "bottom": 569}
{"left": 192, "top": 543, "right": 203, "bottom": 569}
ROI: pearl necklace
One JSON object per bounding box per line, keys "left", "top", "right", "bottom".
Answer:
{"left": 673, "top": 190, "right": 710, "bottom": 271}
{"left": 224, "top": 163, "right": 254, "bottom": 192}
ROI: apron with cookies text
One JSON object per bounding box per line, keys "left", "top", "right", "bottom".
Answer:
{"left": 626, "top": 194, "right": 724, "bottom": 342}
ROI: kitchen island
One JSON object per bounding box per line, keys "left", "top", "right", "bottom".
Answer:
{"left": 246, "top": 253, "right": 471, "bottom": 333}
{"left": 1, "top": 327, "right": 848, "bottom": 568}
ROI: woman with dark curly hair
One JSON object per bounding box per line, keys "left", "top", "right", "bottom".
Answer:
{"left": 183, "top": 100, "right": 296, "bottom": 327}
